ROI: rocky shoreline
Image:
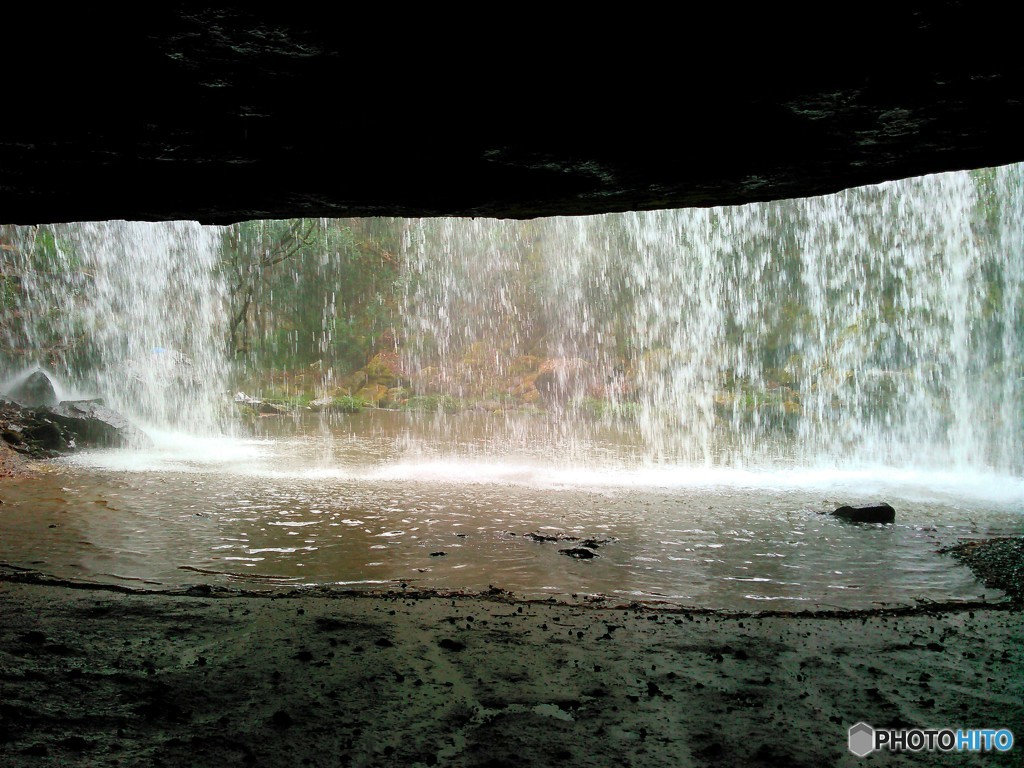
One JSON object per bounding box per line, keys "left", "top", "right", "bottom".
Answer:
{"left": 1, "top": 396, "right": 147, "bottom": 460}
{"left": 941, "top": 538, "right": 1024, "bottom": 604}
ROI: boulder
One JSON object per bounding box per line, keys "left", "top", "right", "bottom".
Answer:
{"left": 43, "top": 401, "right": 151, "bottom": 448}
{"left": 831, "top": 503, "right": 896, "bottom": 524}
{"left": 0, "top": 399, "right": 76, "bottom": 457}
{"left": 23, "top": 418, "right": 67, "bottom": 452}
{"left": 5, "top": 370, "right": 58, "bottom": 408}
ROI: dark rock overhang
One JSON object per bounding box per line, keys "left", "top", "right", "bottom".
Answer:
{"left": 3, "top": 6, "right": 1022, "bottom": 225}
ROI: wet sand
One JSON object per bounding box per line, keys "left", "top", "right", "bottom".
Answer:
{"left": 1, "top": 577, "right": 1021, "bottom": 767}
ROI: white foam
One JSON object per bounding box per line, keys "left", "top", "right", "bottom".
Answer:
{"left": 62, "top": 429, "right": 276, "bottom": 473}
{"left": 60, "top": 432, "right": 1024, "bottom": 509}
{"left": 363, "top": 460, "right": 1024, "bottom": 506}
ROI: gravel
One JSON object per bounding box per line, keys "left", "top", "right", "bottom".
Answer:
{"left": 941, "top": 536, "right": 1024, "bottom": 603}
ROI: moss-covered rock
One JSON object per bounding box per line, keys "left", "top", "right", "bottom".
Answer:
{"left": 337, "top": 370, "right": 368, "bottom": 394}
{"left": 364, "top": 351, "right": 405, "bottom": 387}
{"left": 356, "top": 384, "right": 389, "bottom": 406}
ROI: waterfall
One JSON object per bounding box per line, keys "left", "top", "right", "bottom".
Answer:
{"left": 1, "top": 166, "right": 1020, "bottom": 474}
{"left": 2, "top": 221, "right": 229, "bottom": 434}
{"left": 401, "top": 164, "right": 1023, "bottom": 474}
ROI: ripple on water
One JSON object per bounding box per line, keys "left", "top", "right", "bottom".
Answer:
{"left": 0, "top": 424, "right": 1017, "bottom": 607}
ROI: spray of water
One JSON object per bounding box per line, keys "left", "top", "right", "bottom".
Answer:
{"left": 401, "top": 165, "right": 1023, "bottom": 474}
{"left": 2, "top": 221, "right": 229, "bottom": 434}
{"left": 1, "top": 167, "right": 1020, "bottom": 475}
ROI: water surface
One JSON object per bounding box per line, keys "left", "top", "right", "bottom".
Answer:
{"left": 1, "top": 412, "right": 1019, "bottom": 610}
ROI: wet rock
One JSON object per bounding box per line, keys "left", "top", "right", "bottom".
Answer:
{"left": 525, "top": 532, "right": 570, "bottom": 543}
{"left": 233, "top": 392, "right": 288, "bottom": 415}
{"left": 23, "top": 418, "right": 66, "bottom": 451}
{"left": 1, "top": 400, "right": 76, "bottom": 456}
{"left": 43, "top": 400, "right": 151, "bottom": 448}
{"left": 5, "top": 370, "right": 58, "bottom": 408}
{"left": 831, "top": 503, "right": 895, "bottom": 524}
{"left": 559, "top": 548, "right": 598, "bottom": 559}
{"left": 524, "top": 531, "right": 616, "bottom": 547}
{"left": 438, "top": 638, "right": 465, "bottom": 652}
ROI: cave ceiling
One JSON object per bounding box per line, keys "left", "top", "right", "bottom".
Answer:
{"left": 3, "top": 7, "right": 1021, "bottom": 225}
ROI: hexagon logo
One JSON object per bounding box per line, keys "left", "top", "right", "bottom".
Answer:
{"left": 848, "top": 722, "right": 875, "bottom": 756}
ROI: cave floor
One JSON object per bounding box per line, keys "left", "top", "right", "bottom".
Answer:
{"left": 0, "top": 581, "right": 1021, "bottom": 767}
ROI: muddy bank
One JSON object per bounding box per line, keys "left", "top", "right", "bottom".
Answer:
{"left": 0, "top": 579, "right": 1020, "bottom": 767}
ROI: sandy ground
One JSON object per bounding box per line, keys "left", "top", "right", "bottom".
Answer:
{"left": 0, "top": 577, "right": 1021, "bottom": 767}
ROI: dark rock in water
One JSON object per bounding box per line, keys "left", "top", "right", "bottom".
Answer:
{"left": 559, "top": 548, "right": 599, "bottom": 559}
{"left": 832, "top": 503, "right": 896, "bottom": 524}
{"left": 43, "top": 401, "right": 151, "bottom": 448}
{"left": 0, "top": 400, "right": 76, "bottom": 457}
{"left": 6, "top": 371, "right": 58, "bottom": 408}
{"left": 525, "top": 532, "right": 572, "bottom": 543}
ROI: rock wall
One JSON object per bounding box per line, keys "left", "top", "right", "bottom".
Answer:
{"left": 2, "top": 7, "right": 1022, "bottom": 225}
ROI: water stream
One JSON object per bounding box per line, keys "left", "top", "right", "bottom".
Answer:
{"left": 401, "top": 165, "right": 1023, "bottom": 472}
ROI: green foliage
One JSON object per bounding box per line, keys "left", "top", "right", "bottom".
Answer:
{"left": 403, "top": 394, "right": 460, "bottom": 413}
{"left": 0, "top": 223, "right": 91, "bottom": 370}
{"left": 222, "top": 218, "right": 403, "bottom": 379}
{"left": 330, "top": 395, "right": 366, "bottom": 413}
{"left": 573, "top": 397, "right": 640, "bottom": 422}
{"left": 262, "top": 393, "right": 314, "bottom": 408}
